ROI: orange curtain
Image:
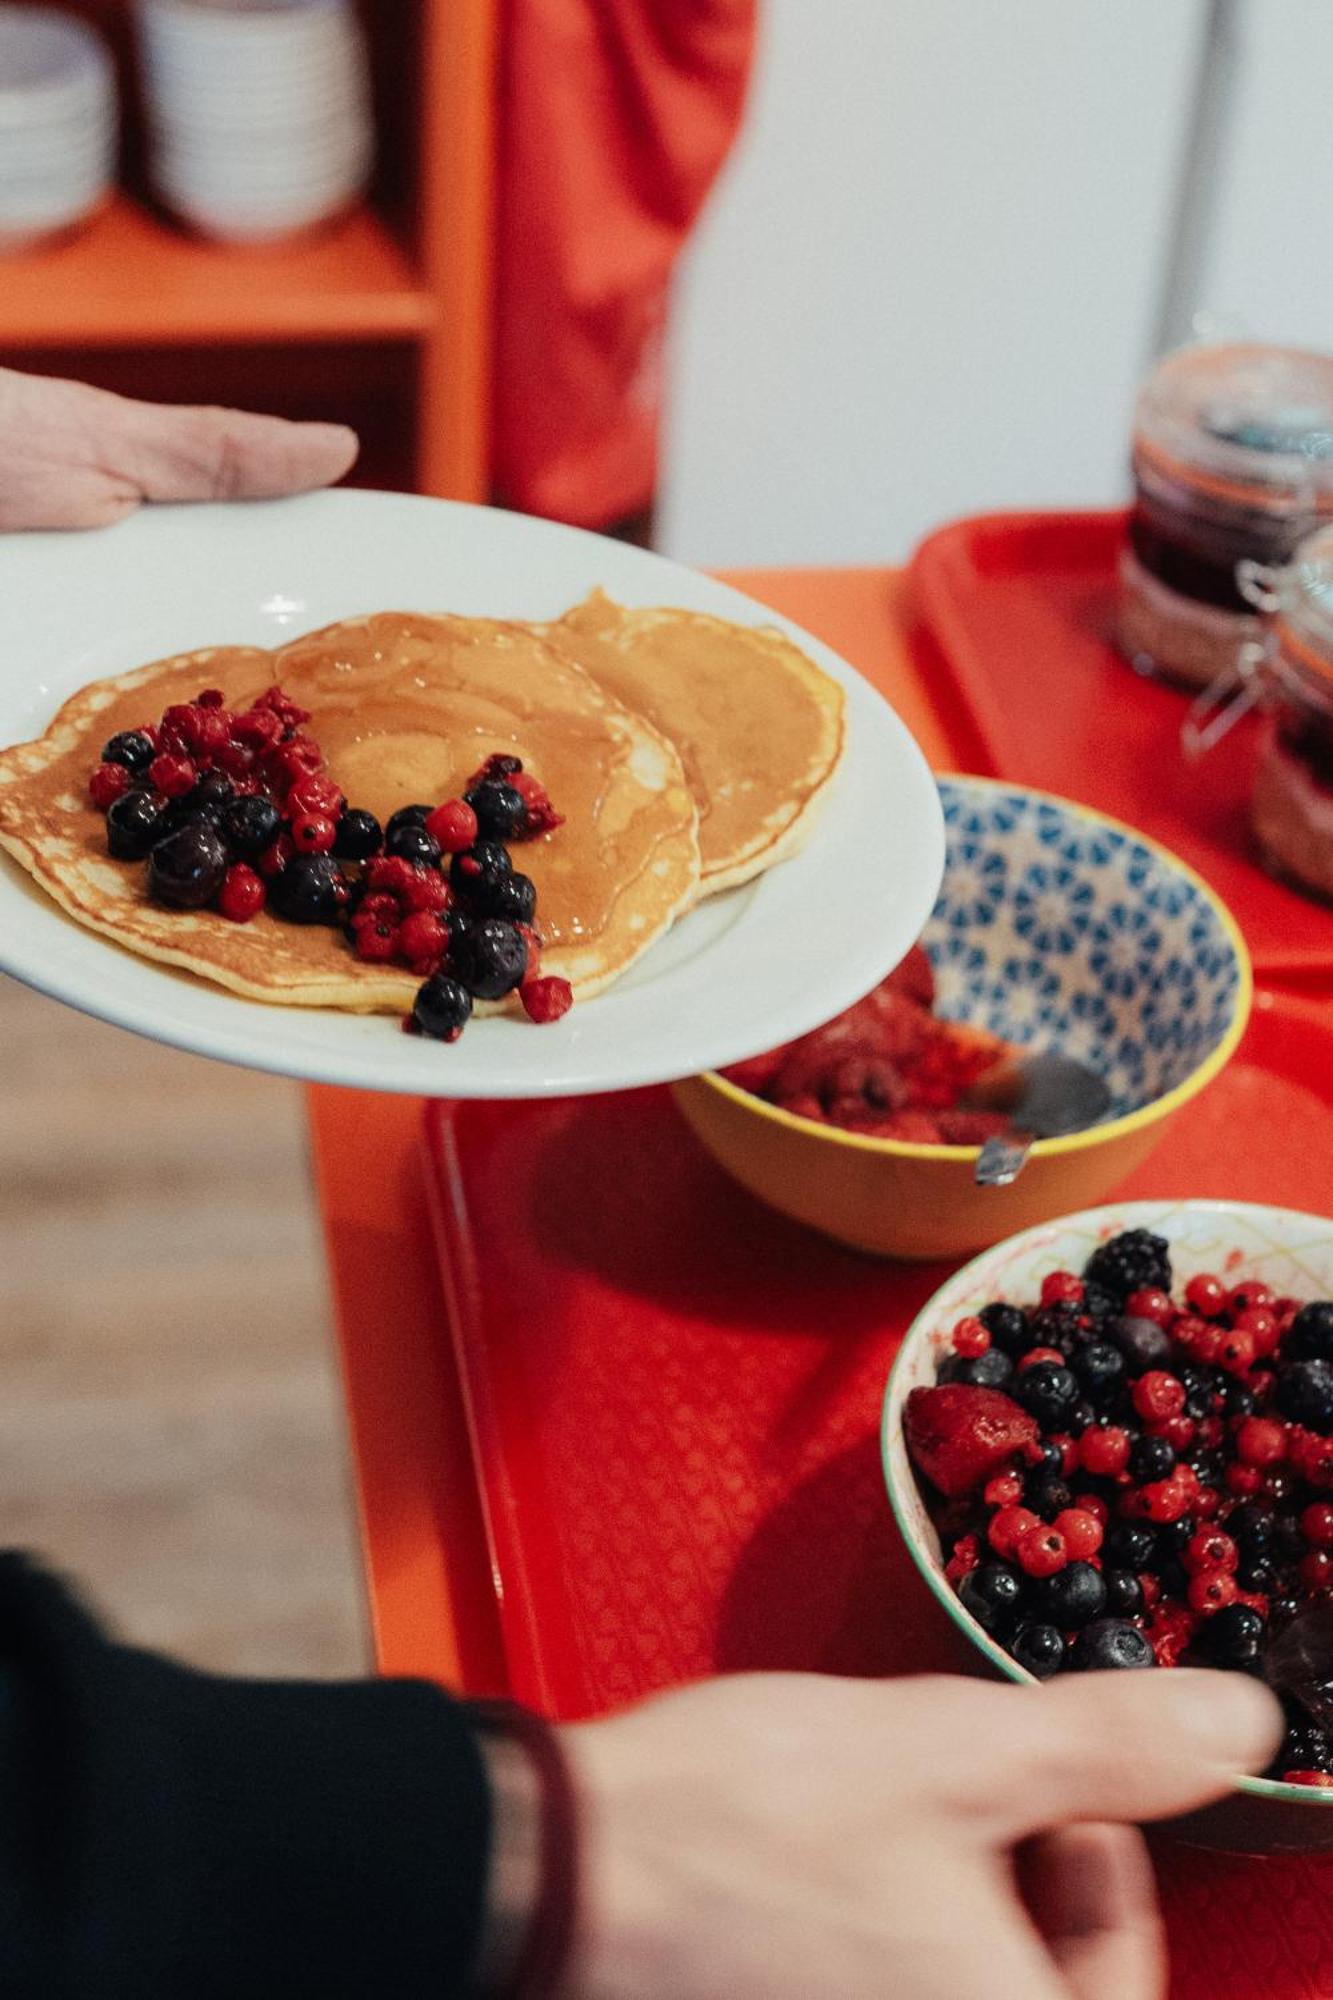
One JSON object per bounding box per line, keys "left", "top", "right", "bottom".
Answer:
{"left": 494, "top": 0, "right": 758, "bottom": 528}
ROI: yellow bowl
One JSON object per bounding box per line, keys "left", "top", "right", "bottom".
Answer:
{"left": 674, "top": 778, "right": 1252, "bottom": 1260}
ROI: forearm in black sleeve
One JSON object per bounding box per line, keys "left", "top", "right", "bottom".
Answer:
{"left": 0, "top": 1553, "right": 493, "bottom": 1997}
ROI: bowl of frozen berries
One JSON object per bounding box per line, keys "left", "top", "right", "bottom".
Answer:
{"left": 675, "top": 778, "right": 1249, "bottom": 1259}
{"left": 884, "top": 1200, "right": 1333, "bottom": 1850}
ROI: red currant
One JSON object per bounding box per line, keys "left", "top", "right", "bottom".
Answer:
{"left": 1017, "top": 1346, "right": 1065, "bottom": 1372}
{"left": 1290, "top": 1431, "right": 1333, "bottom": 1490}
{"left": 1016, "top": 1524, "right": 1069, "bottom": 1578}
{"left": 1217, "top": 1328, "right": 1256, "bottom": 1376}
{"left": 944, "top": 1533, "right": 981, "bottom": 1583}
{"left": 290, "top": 812, "right": 337, "bottom": 854}
{"left": 1302, "top": 1502, "right": 1333, "bottom": 1549}
{"left": 1234, "top": 1416, "right": 1286, "bottom": 1468}
{"left": 1141, "top": 1478, "right": 1191, "bottom": 1524}
{"left": 1125, "top": 1288, "right": 1173, "bottom": 1326}
{"left": 1053, "top": 1508, "right": 1103, "bottom": 1561}
{"left": 1228, "top": 1282, "right": 1275, "bottom": 1316}
{"left": 425, "top": 798, "right": 479, "bottom": 854}
{"left": 987, "top": 1506, "right": 1040, "bottom": 1559}
{"left": 1185, "top": 1272, "right": 1228, "bottom": 1318}
{"left": 952, "top": 1316, "right": 991, "bottom": 1359}
{"left": 1184, "top": 1528, "right": 1237, "bottom": 1574}
{"left": 217, "top": 863, "right": 265, "bottom": 923}
{"left": 1040, "top": 1271, "right": 1084, "bottom": 1307}
{"left": 1188, "top": 1570, "right": 1238, "bottom": 1615}
{"left": 1225, "top": 1464, "right": 1264, "bottom": 1498}
{"left": 1157, "top": 1415, "right": 1197, "bottom": 1454}
{"left": 1301, "top": 1549, "right": 1333, "bottom": 1593}
{"left": 1077, "top": 1426, "right": 1130, "bottom": 1478}
{"left": 257, "top": 834, "right": 295, "bottom": 879}
{"left": 1071, "top": 1493, "right": 1108, "bottom": 1526}
{"left": 1133, "top": 1371, "right": 1186, "bottom": 1423}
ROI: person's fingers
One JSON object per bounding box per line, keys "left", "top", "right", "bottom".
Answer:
{"left": 104, "top": 393, "right": 359, "bottom": 503}
{"left": 1021, "top": 1823, "right": 1166, "bottom": 2000}
{"left": 963, "top": 1670, "right": 1282, "bottom": 1838}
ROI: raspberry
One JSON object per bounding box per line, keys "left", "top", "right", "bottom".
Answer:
{"left": 192, "top": 707, "right": 230, "bottom": 760}
{"left": 254, "top": 685, "right": 310, "bottom": 730}
{"left": 365, "top": 855, "right": 420, "bottom": 899}
{"left": 148, "top": 752, "right": 196, "bottom": 798}
{"left": 1235, "top": 1416, "right": 1286, "bottom": 1467}
{"left": 1184, "top": 1528, "right": 1237, "bottom": 1574}
{"left": 1282, "top": 1771, "right": 1333, "bottom": 1788}
{"left": 158, "top": 702, "right": 205, "bottom": 755}
{"left": 1188, "top": 1570, "right": 1237, "bottom": 1615}
{"left": 1301, "top": 1550, "right": 1333, "bottom": 1593}
{"left": 265, "top": 737, "right": 323, "bottom": 788}
{"left": 233, "top": 707, "right": 285, "bottom": 750}
{"left": 953, "top": 1316, "right": 990, "bottom": 1358}
{"left": 1077, "top": 1425, "right": 1130, "bottom": 1478}
{"left": 217, "top": 863, "right": 265, "bottom": 922}
{"left": 425, "top": 799, "right": 479, "bottom": 854}
{"left": 352, "top": 915, "right": 401, "bottom": 963}
{"left": 520, "top": 975, "right": 573, "bottom": 1025}
{"left": 290, "top": 812, "right": 337, "bottom": 854}
{"left": 287, "top": 773, "right": 345, "bottom": 818}
{"left": 983, "top": 1470, "right": 1024, "bottom": 1508}
{"left": 1053, "top": 1508, "right": 1102, "bottom": 1560}
{"left": 356, "top": 892, "right": 401, "bottom": 926}
{"left": 509, "top": 768, "right": 563, "bottom": 835}
{"left": 398, "top": 867, "right": 451, "bottom": 916}
{"left": 1302, "top": 1502, "right": 1333, "bottom": 1548}
{"left": 1040, "top": 1271, "right": 1084, "bottom": 1307}
{"left": 1225, "top": 1463, "right": 1264, "bottom": 1498}
{"left": 1016, "top": 1525, "right": 1068, "bottom": 1578}
{"left": 943, "top": 1533, "right": 981, "bottom": 1584}
{"left": 88, "top": 761, "right": 132, "bottom": 810}
{"left": 1133, "top": 1371, "right": 1186, "bottom": 1423}
{"left": 1186, "top": 1272, "right": 1228, "bottom": 1318}
{"left": 1016, "top": 1346, "right": 1065, "bottom": 1372}
{"left": 398, "top": 911, "right": 447, "bottom": 967}
{"left": 215, "top": 740, "right": 256, "bottom": 779}
{"left": 1125, "top": 1288, "right": 1173, "bottom": 1325}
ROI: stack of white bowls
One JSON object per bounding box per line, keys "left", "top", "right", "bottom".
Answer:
{"left": 138, "top": 0, "right": 373, "bottom": 244}
{"left": 0, "top": 6, "right": 117, "bottom": 253}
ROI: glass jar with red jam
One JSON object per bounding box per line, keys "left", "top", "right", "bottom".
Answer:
{"left": 1248, "top": 524, "right": 1333, "bottom": 902}
{"left": 1119, "top": 342, "right": 1333, "bottom": 691}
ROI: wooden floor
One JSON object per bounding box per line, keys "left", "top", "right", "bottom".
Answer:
{"left": 0, "top": 970, "right": 366, "bottom": 1677}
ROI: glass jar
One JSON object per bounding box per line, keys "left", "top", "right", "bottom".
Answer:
{"left": 1118, "top": 342, "right": 1333, "bottom": 691}
{"left": 1247, "top": 525, "right": 1333, "bottom": 902}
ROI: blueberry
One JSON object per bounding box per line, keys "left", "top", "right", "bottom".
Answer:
{"left": 1067, "top": 1398, "right": 1096, "bottom": 1435}
{"left": 220, "top": 794, "right": 282, "bottom": 860}
{"left": 267, "top": 855, "right": 347, "bottom": 925}
{"left": 958, "top": 1562, "right": 1023, "bottom": 1636}
{"left": 1288, "top": 1301, "right": 1333, "bottom": 1362}
{"left": 147, "top": 821, "right": 228, "bottom": 909}
{"left": 1236, "top": 1555, "right": 1275, "bottom": 1594}
{"left": 1222, "top": 1377, "right": 1257, "bottom": 1419}
{"left": 451, "top": 916, "right": 529, "bottom": 1000}
{"left": 332, "top": 808, "right": 383, "bottom": 861}
{"left": 1102, "top": 1522, "right": 1155, "bottom": 1571}
{"left": 1025, "top": 1477, "right": 1074, "bottom": 1518}
{"left": 105, "top": 787, "right": 169, "bottom": 860}
{"left": 183, "top": 770, "right": 235, "bottom": 820}
{"left": 101, "top": 728, "right": 155, "bottom": 774}
{"left": 411, "top": 974, "right": 473, "bottom": 1043}
{"left": 385, "top": 822, "right": 443, "bottom": 868}
{"left": 1029, "top": 1440, "right": 1064, "bottom": 1479}
{"left": 1070, "top": 1618, "right": 1155, "bottom": 1670}
{"left": 1036, "top": 1561, "right": 1106, "bottom": 1629}
{"left": 1276, "top": 1359, "right": 1333, "bottom": 1433}
{"left": 1270, "top": 1596, "right": 1301, "bottom": 1631}
{"left": 1105, "top": 1313, "right": 1173, "bottom": 1375}
{"left": 1203, "top": 1603, "right": 1265, "bottom": 1669}
{"left": 1103, "top": 1569, "right": 1143, "bottom": 1618}
{"left": 1228, "top": 1502, "right": 1275, "bottom": 1549}
{"left": 952, "top": 1349, "right": 1014, "bottom": 1390}
{"left": 449, "top": 839, "right": 512, "bottom": 906}
{"left": 385, "top": 804, "right": 434, "bottom": 841}
{"left": 1013, "top": 1360, "right": 1079, "bottom": 1431}
{"left": 1129, "top": 1435, "right": 1176, "bottom": 1483}
{"left": 979, "top": 1303, "right": 1031, "bottom": 1358}
{"left": 1071, "top": 1341, "right": 1125, "bottom": 1404}
{"left": 1273, "top": 1513, "right": 1307, "bottom": 1564}
{"left": 1010, "top": 1622, "right": 1066, "bottom": 1679}
{"left": 1155, "top": 1515, "right": 1197, "bottom": 1557}
{"left": 484, "top": 871, "right": 537, "bottom": 926}
{"left": 465, "top": 779, "right": 528, "bottom": 841}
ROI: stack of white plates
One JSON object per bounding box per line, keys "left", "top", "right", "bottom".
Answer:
{"left": 138, "top": 0, "right": 373, "bottom": 243}
{"left": 0, "top": 6, "right": 116, "bottom": 253}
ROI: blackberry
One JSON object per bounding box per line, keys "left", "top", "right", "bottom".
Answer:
{"left": 958, "top": 1562, "right": 1023, "bottom": 1636}
{"left": 147, "top": 822, "right": 228, "bottom": 909}
{"left": 1081, "top": 1281, "right": 1119, "bottom": 1327}
{"left": 105, "top": 787, "right": 169, "bottom": 860}
{"left": 1010, "top": 1622, "right": 1065, "bottom": 1680}
{"left": 1027, "top": 1300, "right": 1085, "bottom": 1355}
{"left": 1276, "top": 1359, "right": 1333, "bottom": 1434}
{"left": 1083, "top": 1228, "right": 1172, "bottom": 1303}
{"left": 101, "top": 728, "right": 155, "bottom": 774}
{"left": 1013, "top": 1360, "right": 1079, "bottom": 1431}
{"left": 1070, "top": 1618, "right": 1155, "bottom": 1670}
{"left": 1288, "top": 1301, "right": 1333, "bottom": 1363}
{"left": 220, "top": 794, "right": 282, "bottom": 860}
{"left": 465, "top": 779, "right": 528, "bottom": 841}
{"left": 332, "top": 808, "right": 383, "bottom": 861}
{"left": 267, "top": 855, "right": 347, "bottom": 925}
{"left": 978, "top": 1303, "right": 1031, "bottom": 1358}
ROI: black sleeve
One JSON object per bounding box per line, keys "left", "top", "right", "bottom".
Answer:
{"left": 0, "top": 1553, "right": 493, "bottom": 1998}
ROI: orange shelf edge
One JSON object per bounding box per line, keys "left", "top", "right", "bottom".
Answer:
{"left": 0, "top": 195, "right": 436, "bottom": 350}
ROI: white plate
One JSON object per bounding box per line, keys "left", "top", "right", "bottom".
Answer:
{"left": 0, "top": 491, "right": 944, "bottom": 1097}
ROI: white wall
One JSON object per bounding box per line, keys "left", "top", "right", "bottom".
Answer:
{"left": 659, "top": 1, "right": 1205, "bottom": 567}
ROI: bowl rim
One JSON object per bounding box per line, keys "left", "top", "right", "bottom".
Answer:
{"left": 692, "top": 772, "right": 1253, "bottom": 1160}
{"left": 881, "top": 1195, "right": 1333, "bottom": 1807}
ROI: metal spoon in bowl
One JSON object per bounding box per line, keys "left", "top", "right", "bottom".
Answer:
{"left": 963, "top": 1051, "right": 1112, "bottom": 1188}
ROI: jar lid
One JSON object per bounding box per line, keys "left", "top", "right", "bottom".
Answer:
{"left": 1134, "top": 343, "right": 1333, "bottom": 517}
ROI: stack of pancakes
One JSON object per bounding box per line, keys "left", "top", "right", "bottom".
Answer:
{"left": 0, "top": 593, "right": 846, "bottom": 1013}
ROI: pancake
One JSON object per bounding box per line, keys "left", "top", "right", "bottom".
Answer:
{"left": 0, "top": 613, "right": 701, "bottom": 1011}
{"left": 541, "top": 591, "right": 846, "bottom": 894}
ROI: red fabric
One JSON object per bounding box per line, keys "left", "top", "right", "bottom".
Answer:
{"left": 494, "top": 0, "right": 757, "bottom": 527}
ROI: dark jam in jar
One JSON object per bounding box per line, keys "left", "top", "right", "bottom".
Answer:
{"left": 1249, "top": 525, "right": 1333, "bottom": 902}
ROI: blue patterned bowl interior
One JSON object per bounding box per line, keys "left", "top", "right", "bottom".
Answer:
{"left": 926, "top": 779, "right": 1245, "bottom": 1121}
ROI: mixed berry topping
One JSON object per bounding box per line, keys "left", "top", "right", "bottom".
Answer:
{"left": 86, "top": 690, "right": 572, "bottom": 1042}
{"left": 905, "top": 1229, "right": 1333, "bottom": 1780}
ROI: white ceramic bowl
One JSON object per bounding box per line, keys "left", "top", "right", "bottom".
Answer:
{"left": 882, "top": 1198, "right": 1333, "bottom": 1850}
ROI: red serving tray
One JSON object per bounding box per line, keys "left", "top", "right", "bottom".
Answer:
{"left": 423, "top": 996, "right": 1333, "bottom": 2000}
{"left": 909, "top": 509, "right": 1333, "bottom": 978}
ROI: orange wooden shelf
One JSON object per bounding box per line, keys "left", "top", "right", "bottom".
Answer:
{"left": 0, "top": 194, "right": 436, "bottom": 349}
